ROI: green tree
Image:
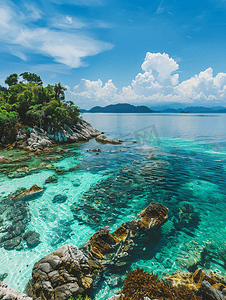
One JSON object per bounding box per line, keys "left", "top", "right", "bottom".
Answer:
{"left": 5, "top": 73, "right": 19, "bottom": 86}
{"left": 54, "top": 82, "right": 67, "bottom": 101}
{"left": 20, "top": 72, "right": 43, "bottom": 85}
{"left": 26, "top": 104, "right": 45, "bottom": 128}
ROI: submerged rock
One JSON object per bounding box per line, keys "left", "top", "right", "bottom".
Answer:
{"left": 164, "top": 268, "right": 226, "bottom": 293}
{"left": 45, "top": 175, "right": 58, "bottom": 184}
{"left": 83, "top": 202, "right": 168, "bottom": 264}
{"left": 52, "top": 194, "right": 68, "bottom": 204}
{"left": 0, "top": 273, "right": 8, "bottom": 281}
{"left": 23, "top": 230, "right": 41, "bottom": 247}
{"left": 95, "top": 134, "right": 122, "bottom": 145}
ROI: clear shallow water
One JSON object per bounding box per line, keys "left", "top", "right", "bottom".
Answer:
{"left": 1, "top": 113, "right": 226, "bottom": 299}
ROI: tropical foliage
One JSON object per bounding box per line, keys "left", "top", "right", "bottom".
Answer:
{"left": 0, "top": 72, "right": 80, "bottom": 143}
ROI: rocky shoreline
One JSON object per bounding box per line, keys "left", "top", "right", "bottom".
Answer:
{"left": 1, "top": 118, "right": 122, "bottom": 152}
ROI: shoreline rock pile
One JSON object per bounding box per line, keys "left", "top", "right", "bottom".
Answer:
{"left": 2, "top": 119, "right": 123, "bottom": 152}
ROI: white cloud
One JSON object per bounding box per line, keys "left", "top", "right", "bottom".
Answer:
{"left": 67, "top": 79, "right": 118, "bottom": 107}
{"left": 68, "top": 52, "right": 226, "bottom": 109}
{"left": 0, "top": 1, "right": 113, "bottom": 68}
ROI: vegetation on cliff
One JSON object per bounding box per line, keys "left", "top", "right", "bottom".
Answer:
{"left": 0, "top": 72, "right": 80, "bottom": 143}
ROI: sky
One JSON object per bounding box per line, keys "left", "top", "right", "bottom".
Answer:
{"left": 1, "top": 0, "right": 226, "bottom": 109}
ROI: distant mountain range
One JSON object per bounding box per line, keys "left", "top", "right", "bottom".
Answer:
{"left": 80, "top": 103, "right": 226, "bottom": 113}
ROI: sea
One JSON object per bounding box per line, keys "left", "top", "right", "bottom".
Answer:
{"left": 1, "top": 113, "right": 226, "bottom": 299}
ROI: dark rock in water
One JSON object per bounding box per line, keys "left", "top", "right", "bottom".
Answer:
{"left": 0, "top": 273, "right": 8, "bottom": 281}
{"left": 3, "top": 236, "right": 22, "bottom": 250}
{"left": 45, "top": 175, "right": 58, "bottom": 184}
{"left": 52, "top": 194, "right": 68, "bottom": 204}
{"left": 179, "top": 203, "right": 195, "bottom": 223}
{"left": 23, "top": 231, "right": 41, "bottom": 247}
{"left": 180, "top": 203, "right": 194, "bottom": 213}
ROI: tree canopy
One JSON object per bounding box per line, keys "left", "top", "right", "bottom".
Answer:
{"left": 0, "top": 73, "right": 80, "bottom": 143}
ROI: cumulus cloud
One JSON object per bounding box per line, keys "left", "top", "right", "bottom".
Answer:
{"left": 68, "top": 52, "right": 226, "bottom": 109}
{"left": 67, "top": 79, "right": 118, "bottom": 107}
{"left": 0, "top": 1, "right": 113, "bottom": 67}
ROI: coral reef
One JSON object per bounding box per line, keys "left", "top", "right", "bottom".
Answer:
{"left": 121, "top": 267, "right": 202, "bottom": 300}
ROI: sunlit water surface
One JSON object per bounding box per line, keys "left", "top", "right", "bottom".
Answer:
{"left": 1, "top": 113, "right": 226, "bottom": 299}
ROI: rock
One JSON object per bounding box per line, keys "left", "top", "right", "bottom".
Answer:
{"left": 31, "top": 245, "right": 100, "bottom": 300}
{"left": 14, "top": 184, "right": 43, "bottom": 201}
{"left": 16, "top": 129, "right": 27, "bottom": 141}
{"left": 0, "top": 282, "right": 32, "bottom": 300}
{"left": 106, "top": 294, "right": 124, "bottom": 300}
{"left": 179, "top": 203, "right": 194, "bottom": 222}
{"left": 95, "top": 134, "right": 122, "bottom": 145}
{"left": 164, "top": 268, "right": 226, "bottom": 294}
{"left": 23, "top": 231, "right": 41, "bottom": 247}
{"left": 84, "top": 202, "right": 168, "bottom": 263}
{"left": 0, "top": 155, "right": 6, "bottom": 163}
{"left": 45, "top": 176, "right": 58, "bottom": 184}
{"left": 201, "top": 280, "right": 226, "bottom": 300}
{"left": 87, "top": 149, "right": 101, "bottom": 152}
{"left": 52, "top": 194, "right": 67, "bottom": 204}
{"left": 3, "top": 236, "right": 22, "bottom": 250}
{"left": 137, "top": 202, "right": 168, "bottom": 229}
{"left": 0, "top": 273, "right": 8, "bottom": 281}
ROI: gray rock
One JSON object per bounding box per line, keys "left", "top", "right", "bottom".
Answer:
{"left": 201, "top": 280, "right": 226, "bottom": 300}
{"left": 0, "top": 282, "right": 32, "bottom": 300}
{"left": 95, "top": 134, "right": 122, "bottom": 145}
{"left": 3, "top": 236, "right": 22, "bottom": 250}
{"left": 23, "top": 231, "right": 41, "bottom": 247}
{"left": 16, "top": 130, "right": 27, "bottom": 141}
{"left": 52, "top": 194, "right": 67, "bottom": 204}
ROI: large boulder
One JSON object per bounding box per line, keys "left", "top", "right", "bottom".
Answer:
{"left": 31, "top": 245, "right": 101, "bottom": 300}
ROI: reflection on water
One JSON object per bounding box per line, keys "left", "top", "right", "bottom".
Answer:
{"left": 0, "top": 113, "right": 226, "bottom": 299}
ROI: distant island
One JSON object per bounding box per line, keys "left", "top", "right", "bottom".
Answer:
{"left": 81, "top": 103, "right": 226, "bottom": 114}
{"left": 82, "top": 103, "right": 156, "bottom": 113}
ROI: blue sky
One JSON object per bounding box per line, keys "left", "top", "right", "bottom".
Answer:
{"left": 1, "top": 0, "right": 226, "bottom": 109}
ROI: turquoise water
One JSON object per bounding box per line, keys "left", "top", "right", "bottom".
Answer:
{"left": 1, "top": 113, "right": 226, "bottom": 299}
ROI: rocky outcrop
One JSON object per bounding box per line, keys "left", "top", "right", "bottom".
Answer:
{"left": 31, "top": 244, "right": 101, "bottom": 300}
{"left": 95, "top": 134, "right": 122, "bottom": 145}
{"left": 14, "top": 185, "right": 43, "bottom": 201}
{"left": 16, "top": 119, "right": 102, "bottom": 151}
{"left": 83, "top": 202, "right": 168, "bottom": 266}
{"left": 0, "top": 282, "right": 32, "bottom": 300}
